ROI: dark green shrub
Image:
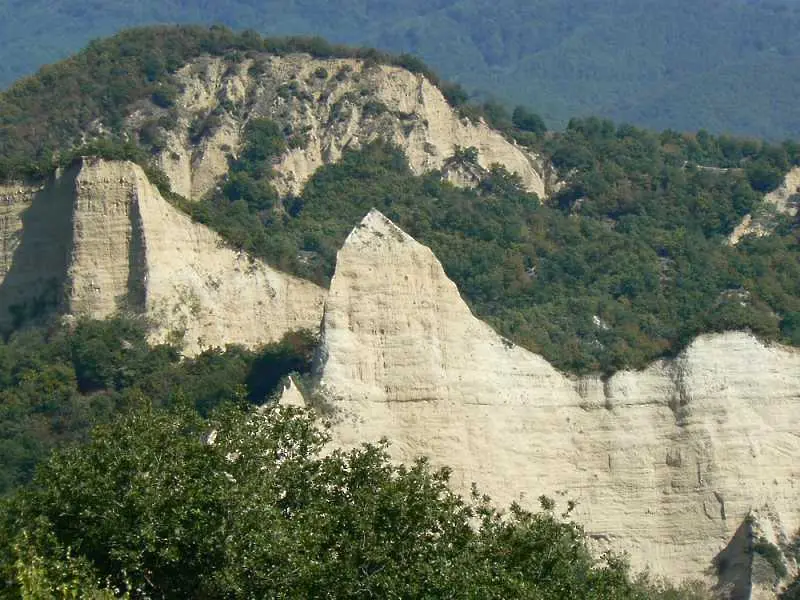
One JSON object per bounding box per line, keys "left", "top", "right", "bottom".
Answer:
{"left": 746, "top": 161, "right": 784, "bottom": 192}
{"left": 753, "top": 539, "right": 788, "bottom": 579}
{"left": 362, "top": 99, "right": 388, "bottom": 118}
{"left": 512, "top": 106, "right": 547, "bottom": 135}
{"left": 151, "top": 84, "right": 178, "bottom": 108}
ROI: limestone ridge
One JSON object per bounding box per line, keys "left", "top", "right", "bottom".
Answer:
{"left": 0, "top": 158, "right": 325, "bottom": 354}
{"left": 317, "top": 209, "right": 800, "bottom": 591}
{"left": 126, "top": 55, "right": 547, "bottom": 200}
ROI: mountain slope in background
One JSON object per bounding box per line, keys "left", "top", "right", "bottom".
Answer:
{"left": 2, "top": 0, "right": 800, "bottom": 138}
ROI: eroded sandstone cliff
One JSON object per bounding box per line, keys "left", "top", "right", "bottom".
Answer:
{"left": 3, "top": 158, "right": 797, "bottom": 593}
{"left": 765, "top": 167, "right": 800, "bottom": 217}
{"left": 130, "top": 55, "right": 547, "bottom": 200}
{"left": 0, "top": 159, "right": 325, "bottom": 353}
{"left": 315, "top": 209, "right": 800, "bottom": 593}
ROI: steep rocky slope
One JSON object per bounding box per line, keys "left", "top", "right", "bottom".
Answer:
{"left": 0, "top": 159, "right": 324, "bottom": 353}
{"left": 131, "top": 55, "right": 547, "bottom": 200}
{"left": 314, "top": 210, "right": 800, "bottom": 594}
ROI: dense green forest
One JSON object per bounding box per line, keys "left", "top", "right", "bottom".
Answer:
{"left": 190, "top": 116, "right": 800, "bottom": 373}
{"left": 0, "top": 316, "right": 317, "bottom": 496}
{"left": 3, "top": 0, "right": 800, "bottom": 138}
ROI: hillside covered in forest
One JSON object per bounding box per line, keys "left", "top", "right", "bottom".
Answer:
{"left": 0, "top": 26, "right": 798, "bottom": 374}
{"left": 2, "top": 0, "right": 800, "bottom": 138}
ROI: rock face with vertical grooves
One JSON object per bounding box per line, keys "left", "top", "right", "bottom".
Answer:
{"left": 0, "top": 159, "right": 326, "bottom": 353}
{"left": 133, "top": 55, "right": 547, "bottom": 200}
{"left": 316, "top": 209, "right": 800, "bottom": 592}
{"left": 68, "top": 162, "right": 140, "bottom": 317}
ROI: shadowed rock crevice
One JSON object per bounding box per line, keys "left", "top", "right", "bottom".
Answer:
{"left": 713, "top": 519, "right": 753, "bottom": 600}
{"left": 125, "top": 186, "right": 148, "bottom": 314}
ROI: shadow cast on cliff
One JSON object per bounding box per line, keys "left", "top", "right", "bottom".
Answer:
{"left": 0, "top": 167, "right": 77, "bottom": 333}
{"left": 711, "top": 518, "right": 752, "bottom": 600}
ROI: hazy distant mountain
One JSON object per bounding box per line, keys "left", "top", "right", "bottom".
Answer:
{"left": 2, "top": 0, "right": 800, "bottom": 137}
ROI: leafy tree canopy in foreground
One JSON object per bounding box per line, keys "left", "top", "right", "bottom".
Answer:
{"left": 0, "top": 402, "right": 709, "bottom": 599}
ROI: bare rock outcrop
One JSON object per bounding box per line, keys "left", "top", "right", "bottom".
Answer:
{"left": 317, "top": 209, "right": 800, "bottom": 591}
{"left": 0, "top": 159, "right": 325, "bottom": 353}
{"left": 136, "top": 55, "right": 546, "bottom": 200}
{"left": 278, "top": 376, "right": 306, "bottom": 408}
{"left": 729, "top": 167, "right": 800, "bottom": 245}
{"left": 765, "top": 167, "right": 800, "bottom": 217}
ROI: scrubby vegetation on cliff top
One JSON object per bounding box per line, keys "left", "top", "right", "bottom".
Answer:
{"left": 0, "top": 26, "right": 798, "bottom": 374}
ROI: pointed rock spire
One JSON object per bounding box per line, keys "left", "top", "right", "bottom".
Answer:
{"left": 320, "top": 209, "right": 570, "bottom": 406}
{"left": 315, "top": 210, "right": 800, "bottom": 588}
